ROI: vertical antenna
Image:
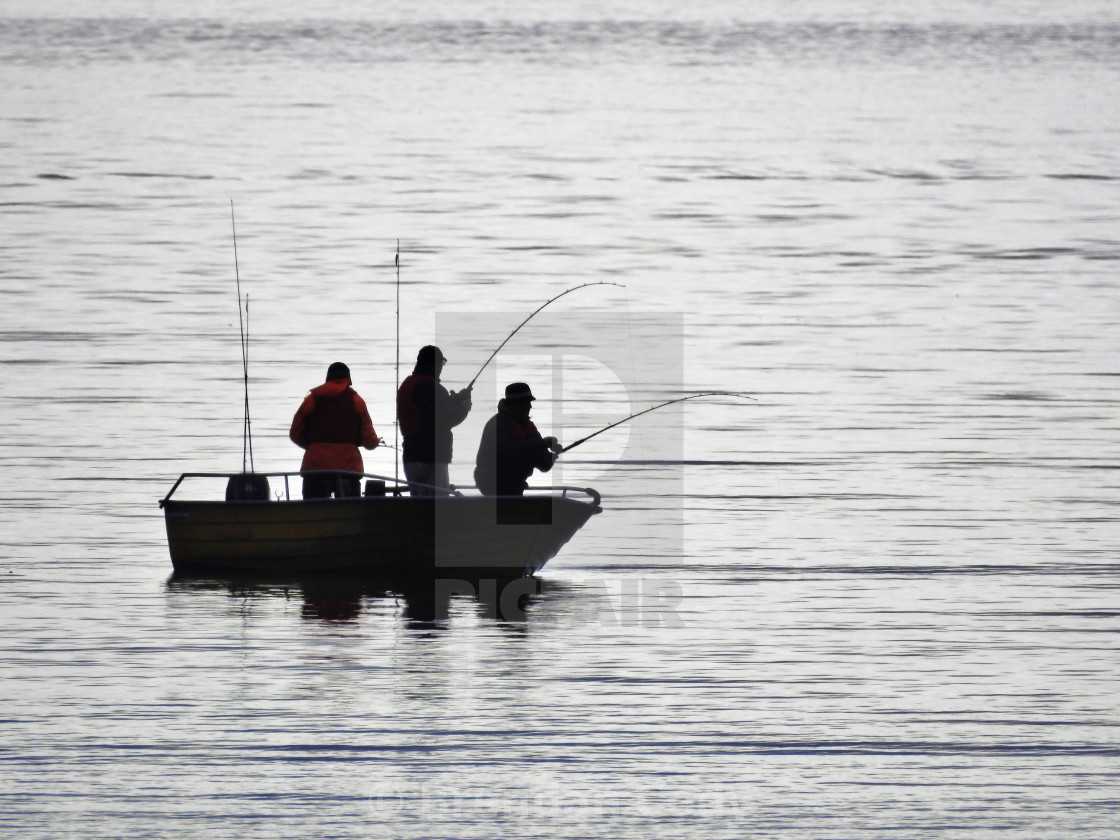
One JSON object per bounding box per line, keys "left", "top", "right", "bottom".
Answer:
{"left": 231, "top": 200, "right": 254, "bottom": 473}
{"left": 394, "top": 240, "right": 400, "bottom": 486}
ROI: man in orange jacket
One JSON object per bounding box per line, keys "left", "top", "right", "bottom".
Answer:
{"left": 290, "top": 362, "right": 380, "bottom": 499}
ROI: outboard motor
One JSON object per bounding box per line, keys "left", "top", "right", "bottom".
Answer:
{"left": 225, "top": 473, "right": 271, "bottom": 501}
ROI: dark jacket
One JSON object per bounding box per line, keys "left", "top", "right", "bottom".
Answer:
{"left": 397, "top": 365, "right": 471, "bottom": 464}
{"left": 474, "top": 399, "right": 555, "bottom": 496}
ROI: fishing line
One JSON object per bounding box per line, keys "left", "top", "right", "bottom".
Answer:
{"left": 621, "top": 282, "right": 641, "bottom": 458}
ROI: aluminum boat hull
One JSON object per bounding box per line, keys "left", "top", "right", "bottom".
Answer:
{"left": 163, "top": 492, "right": 600, "bottom": 578}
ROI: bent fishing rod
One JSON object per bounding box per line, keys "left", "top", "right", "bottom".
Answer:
{"left": 558, "top": 391, "right": 754, "bottom": 454}
{"left": 463, "top": 281, "right": 624, "bottom": 392}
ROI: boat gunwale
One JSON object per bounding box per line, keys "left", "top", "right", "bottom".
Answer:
{"left": 160, "top": 470, "right": 602, "bottom": 511}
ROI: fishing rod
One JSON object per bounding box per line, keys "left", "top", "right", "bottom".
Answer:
{"left": 464, "top": 281, "right": 624, "bottom": 392}
{"left": 559, "top": 392, "right": 754, "bottom": 454}
{"left": 231, "top": 200, "right": 255, "bottom": 473}
{"left": 394, "top": 240, "right": 400, "bottom": 485}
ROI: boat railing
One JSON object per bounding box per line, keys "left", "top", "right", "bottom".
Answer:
{"left": 552, "top": 485, "right": 601, "bottom": 507}
{"left": 160, "top": 471, "right": 600, "bottom": 509}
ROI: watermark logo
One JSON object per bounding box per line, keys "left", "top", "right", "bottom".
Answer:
{"left": 427, "top": 576, "right": 684, "bottom": 627}
{"left": 365, "top": 779, "right": 751, "bottom": 828}
{"left": 434, "top": 309, "right": 685, "bottom": 567}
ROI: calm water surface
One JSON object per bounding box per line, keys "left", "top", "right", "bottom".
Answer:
{"left": 1, "top": 1, "right": 1118, "bottom": 837}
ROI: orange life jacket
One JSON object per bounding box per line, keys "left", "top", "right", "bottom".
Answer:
{"left": 303, "top": 386, "right": 361, "bottom": 445}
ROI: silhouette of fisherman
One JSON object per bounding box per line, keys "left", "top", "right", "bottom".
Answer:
{"left": 290, "top": 362, "right": 380, "bottom": 499}
{"left": 474, "top": 382, "right": 561, "bottom": 496}
{"left": 396, "top": 345, "right": 472, "bottom": 496}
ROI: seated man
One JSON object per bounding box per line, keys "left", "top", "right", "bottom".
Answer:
{"left": 474, "top": 382, "right": 561, "bottom": 497}
{"left": 290, "top": 362, "right": 380, "bottom": 499}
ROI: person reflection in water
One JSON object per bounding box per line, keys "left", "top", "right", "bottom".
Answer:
{"left": 474, "top": 382, "right": 561, "bottom": 497}
{"left": 396, "top": 345, "right": 472, "bottom": 496}
{"left": 289, "top": 362, "right": 380, "bottom": 499}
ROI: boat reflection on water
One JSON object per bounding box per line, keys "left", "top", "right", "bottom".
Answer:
{"left": 165, "top": 570, "right": 551, "bottom": 627}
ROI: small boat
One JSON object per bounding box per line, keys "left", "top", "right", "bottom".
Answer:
{"left": 159, "top": 470, "right": 602, "bottom": 579}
